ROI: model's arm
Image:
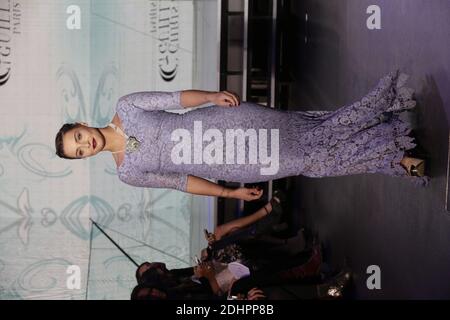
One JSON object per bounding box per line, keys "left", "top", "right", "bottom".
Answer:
{"left": 117, "top": 90, "right": 240, "bottom": 113}
{"left": 179, "top": 90, "right": 214, "bottom": 108}
{"left": 180, "top": 90, "right": 240, "bottom": 108}
{"left": 186, "top": 175, "right": 263, "bottom": 201}
{"left": 118, "top": 167, "right": 262, "bottom": 201}
{"left": 118, "top": 91, "right": 183, "bottom": 112}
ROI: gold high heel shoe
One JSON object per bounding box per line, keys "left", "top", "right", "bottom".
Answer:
{"left": 403, "top": 157, "right": 426, "bottom": 177}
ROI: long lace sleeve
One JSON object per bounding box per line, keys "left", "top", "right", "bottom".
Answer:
{"left": 118, "top": 166, "right": 188, "bottom": 192}
{"left": 116, "top": 91, "right": 183, "bottom": 112}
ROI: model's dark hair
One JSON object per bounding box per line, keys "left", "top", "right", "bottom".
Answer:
{"left": 55, "top": 123, "right": 80, "bottom": 159}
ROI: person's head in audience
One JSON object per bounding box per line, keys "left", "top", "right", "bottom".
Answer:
{"left": 136, "top": 262, "right": 169, "bottom": 283}
{"left": 136, "top": 262, "right": 177, "bottom": 287}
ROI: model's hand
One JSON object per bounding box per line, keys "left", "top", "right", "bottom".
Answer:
{"left": 208, "top": 91, "right": 240, "bottom": 107}
{"left": 230, "top": 187, "right": 263, "bottom": 201}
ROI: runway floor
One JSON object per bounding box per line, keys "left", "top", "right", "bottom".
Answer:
{"left": 285, "top": 0, "right": 450, "bottom": 299}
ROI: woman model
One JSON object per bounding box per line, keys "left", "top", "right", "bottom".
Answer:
{"left": 55, "top": 70, "right": 429, "bottom": 201}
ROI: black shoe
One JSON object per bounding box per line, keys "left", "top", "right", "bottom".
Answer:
{"left": 268, "top": 190, "right": 286, "bottom": 226}
{"left": 270, "top": 189, "right": 287, "bottom": 216}
{"left": 401, "top": 157, "right": 426, "bottom": 177}
{"left": 253, "top": 190, "right": 286, "bottom": 236}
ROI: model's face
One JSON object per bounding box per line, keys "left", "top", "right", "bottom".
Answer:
{"left": 62, "top": 124, "right": 104, "bottom": 159}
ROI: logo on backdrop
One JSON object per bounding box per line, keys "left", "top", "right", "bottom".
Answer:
{"left": 0, "top": 0, "right": 22, "bottom": 86}
{"left": 149, "top": 1, "right": 179, "bottom": 82}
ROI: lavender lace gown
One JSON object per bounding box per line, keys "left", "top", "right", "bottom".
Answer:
{"left": 116, "top": 70, "right": 430, "bottom": 192}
